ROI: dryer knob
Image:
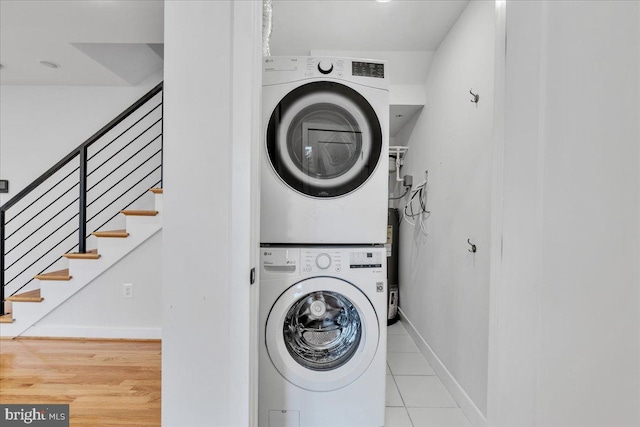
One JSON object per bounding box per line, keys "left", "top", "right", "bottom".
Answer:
{"left": 315, "top": 253, "right": 331, "bottom": 270}
{"left": 317, "top": 60, "right": 334, "bottom": 75}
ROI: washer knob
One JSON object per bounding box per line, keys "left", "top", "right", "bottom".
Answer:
{"left": 315, "top": 253, "right": 331, "bottom": 270}
{"left": 317, "top": 60, "right": 334, "bottom": 75}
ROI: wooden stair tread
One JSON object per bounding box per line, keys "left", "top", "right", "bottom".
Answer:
{"left": 150, "top": 188, "right": 163, "bottom": 194}
{"left": 63, "top": 249, "right": 100, "bottom": 260}
{"left": 7, "top": 289, "right": 44, "bottom": 303}
{"left": 92, "top": 229, "right": 129, "bottom": 238}
{"left": 120, "top": 210, "right": 158, "bottom": 216}
{"left": 0, "top": 313, "right": 14, "bottom": 323}
{"left": 35, "top": 269, "right": 72, "bottom": 281}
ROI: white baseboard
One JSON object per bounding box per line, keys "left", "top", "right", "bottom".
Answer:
{"left": 398, "top": 308, "right": 487, "bottom": 427}
{"left": 20, "top": 325, "right": 161, "bottom": 340}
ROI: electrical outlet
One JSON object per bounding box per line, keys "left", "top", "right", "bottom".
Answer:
{"left": 123, "top": 284, "right": 133, "bottom": 298}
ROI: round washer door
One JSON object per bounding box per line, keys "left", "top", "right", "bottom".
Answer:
{"left": 265, "top": 276, "right": 380, "bottom": 392}
{"left": 266, "top": 81, "right": 383, "bottom": 198}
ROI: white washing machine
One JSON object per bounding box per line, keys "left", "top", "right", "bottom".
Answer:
{"left": 261, "top": 56, "right": 389, "bottom": 244}
{"left": 259, "top": 246, "right": 387, "bottom": 427}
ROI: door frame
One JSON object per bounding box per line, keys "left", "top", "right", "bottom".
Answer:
{"left": 487, "top": 0, "right": 507, "bottom": 425}
{"left": 228, "top": 1, "right": 263, "bottom": 426}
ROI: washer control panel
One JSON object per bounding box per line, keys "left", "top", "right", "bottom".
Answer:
{"left": 301, "top": 249, "right": 384, "bottom": 273}
{"left": 262, "top": 248, "right": 299, "bottom": 274}
{"left": 349, "top": 251, "right": 383, "bottom": 269}
{"left": 303, "top": 250, "right": 343, "bottom": 273}
{"left": 261, "top": 247, "right": 385, "bottom": 276}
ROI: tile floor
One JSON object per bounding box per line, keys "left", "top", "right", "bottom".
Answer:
{"left": 385, "top": 320, "right": 471, "bottom": 427}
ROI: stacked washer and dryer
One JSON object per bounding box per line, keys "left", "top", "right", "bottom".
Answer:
{"left": 259, "top": 57, "right": 390, "bottom": 427}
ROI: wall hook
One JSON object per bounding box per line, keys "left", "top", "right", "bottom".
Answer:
{"left": 469, "top": 89, "right": 479, "bottom": 104}
{"left": 467, "top": 239, "right": 477, "bottom": 253}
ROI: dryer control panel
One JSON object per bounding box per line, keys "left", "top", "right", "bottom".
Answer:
{"left": 263, "top": 56, "right": 388, "bottom": 90}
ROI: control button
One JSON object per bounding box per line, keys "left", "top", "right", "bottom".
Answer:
{"left": 304, "top": 265, "right": 312, "bottom": 272}
{"left": 335, "top": 266, "right": 341, "bottom": 272}
{"left": 315, "top": 253, "right": 331, "bottom": 270}
{"left": 317, "top": 60, "right": 334, "bottom": 75}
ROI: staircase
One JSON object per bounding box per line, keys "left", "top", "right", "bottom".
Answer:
{"left": 0, "top": 83, "right": 164, "bottom": 338}
{"left": 0, "top": 189, "right": 162, "bottom": 337}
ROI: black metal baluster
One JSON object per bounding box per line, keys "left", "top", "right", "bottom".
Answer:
{"left": 1, "top": 209, "right": 5, "bottom": 316}
{"left": 78, "top": 147, "right": 88, "bottom": 253}
{"left": 160, "top": 90, "right": 164, "bottom": 188}
{"left": 0, "top": 82, "right": 162, "bottom": 304}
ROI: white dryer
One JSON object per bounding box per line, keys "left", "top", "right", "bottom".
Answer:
{"left": 259, "top": 246, "right": 387, "bottom": 427}
{"left": 261, "top": 56, "right": 389, "bottom": 244}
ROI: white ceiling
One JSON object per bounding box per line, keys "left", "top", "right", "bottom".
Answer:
{"left": 0, "top": 0, "right": 164, "bottom": 86}
{"left": 270, "top": 0, "right": 469, "bottom": 55}
{"left": 0, "top": 0, "right": 468, "bottom": 86}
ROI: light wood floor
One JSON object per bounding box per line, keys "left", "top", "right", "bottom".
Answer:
{"left": 0, "top": 338, "right": 161, "bottom": 426}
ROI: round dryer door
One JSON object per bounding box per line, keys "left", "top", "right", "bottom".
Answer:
{"left": 266, "top": 81, "right": 383, "bottom": 198}
{"left": 265, "top": 277, "right": 380, "bottom": 392}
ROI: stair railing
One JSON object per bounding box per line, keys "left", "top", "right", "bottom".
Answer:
{"left": 0, "top": 82, "right": 163, "bottom": 315}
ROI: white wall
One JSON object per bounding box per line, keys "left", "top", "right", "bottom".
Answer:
{"left": 492, "top": 1, "right": 640, "bottom": 426}
{"left": 22, "top": 231, "right": 162, "bottom": 339}
{"left": 396, "top": 0, "right": 495, "bottom": 419}
{"left": 0, "top": 71, "right": 163, "bottom": 206}
{"left": 162, "top": 1, "right": 260, "bottom": 425}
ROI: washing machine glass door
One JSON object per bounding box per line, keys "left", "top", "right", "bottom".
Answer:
{"left": 266, "top": 277, "right": 380, "bottom": 392}
{"left": 266, "top": 81, "right": 383, "bottom": 198}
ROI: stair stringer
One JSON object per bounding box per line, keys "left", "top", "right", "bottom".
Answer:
{"left": 0, "top": 195, "right": 163, "bottom": 338}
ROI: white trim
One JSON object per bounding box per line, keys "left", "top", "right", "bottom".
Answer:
{"left": 487, "top": 0, "right": 507, "bottom": 425}
{"left": 249, "top": 0, "right": 263, "bottom": 423}
{"left": 229, "top": 1, "right": 263, "bottom": 426}
{"left": 20, "top": 325, "right": 161, "bottom": 340}
{"left": 399, "top": 308, "right": 487, "bottom": 427}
